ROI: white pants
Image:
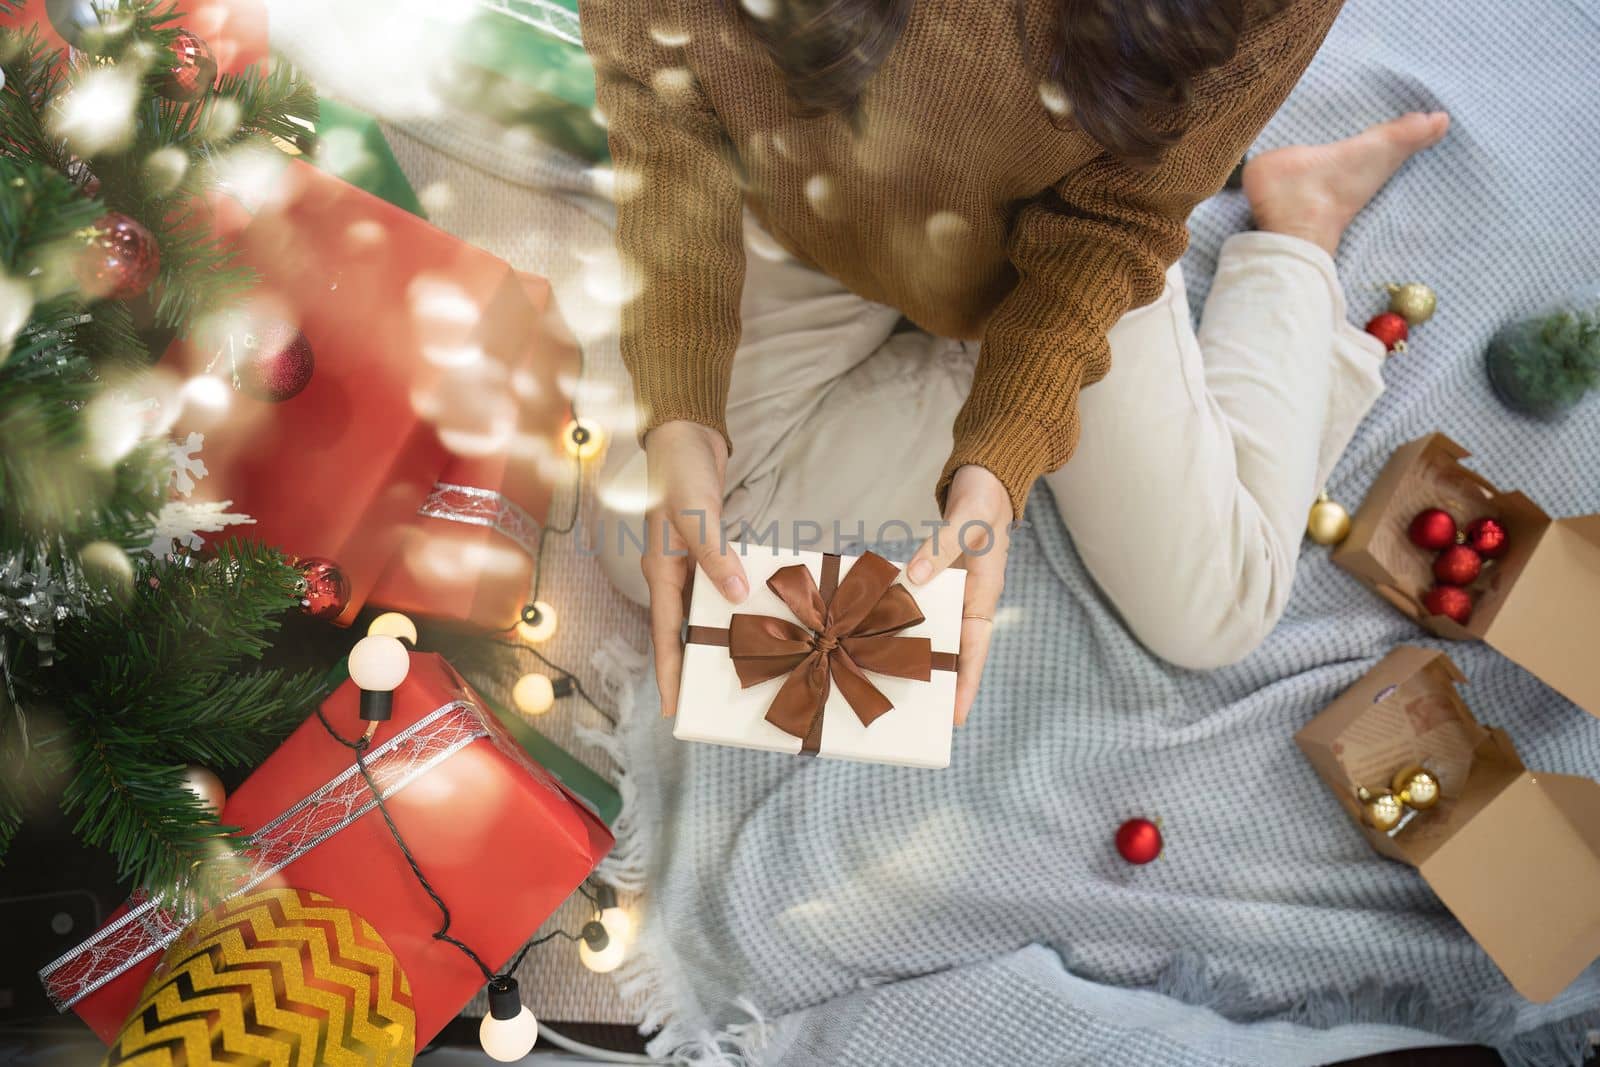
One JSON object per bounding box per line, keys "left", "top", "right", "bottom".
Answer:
{"left": 597, "top": 221, "right": 1386, "bottom": 670}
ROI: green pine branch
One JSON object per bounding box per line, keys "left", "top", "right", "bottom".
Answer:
{"left": 18, "top": 542, "right": 328, "bottom": 902}
{"left": 0, "top": 25, "right": 74, "bottom": 176}
{"left": 0, "top": 4, "right": 326, "bottom": 903}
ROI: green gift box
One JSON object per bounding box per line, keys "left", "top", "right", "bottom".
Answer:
{"left": 301, "top": 98, "right": 428, "bottom": 219}
{"left": 325, "top": 658, "right": 621, "bottom": 826}
{"left": 446, "top": 0, "right": 609, "bottom": 163}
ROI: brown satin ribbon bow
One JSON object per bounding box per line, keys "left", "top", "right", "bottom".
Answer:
{"left": 706, "top": 551, "right": 953, "bottom": 754}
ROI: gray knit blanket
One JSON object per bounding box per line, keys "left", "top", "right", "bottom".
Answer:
{"left": 603, "top": 0, "right": 1600, "bottom": 1064}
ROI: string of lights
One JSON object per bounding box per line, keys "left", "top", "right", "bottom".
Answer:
{"left": 334, "top": 383, "right": 635, "bottom": 1059}
{"left": 314, "top": 672, "right": 633, "bottom": 1062}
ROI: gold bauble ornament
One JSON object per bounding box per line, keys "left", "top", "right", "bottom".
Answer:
{"left": 1386, "top": 282, "right": 1437, "bottom": 326}
{"left": 1306, "top": 491, "right": 1352, "bottom": 546}
{"left": 1391, "top": 765, "right": 1441, "bottom": 810}
{"left": 1357, "top": 787, "right": 1405, "bottom": 833}
{"left": 179, "top": 764, "right": 226, "bottom": 816}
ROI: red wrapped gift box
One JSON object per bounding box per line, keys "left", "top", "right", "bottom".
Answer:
{"left": 371, "top": 272, "right": 581, "bottom": 630}
{"left": 39, "top": 652, "right": 613, "bottom": 1048}
{"left": 163, "top": 160, "right": 545, "bottom": 624}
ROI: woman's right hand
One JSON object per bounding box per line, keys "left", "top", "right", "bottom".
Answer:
{"left": 642, "top": 420, "right": 749, "bottom": 716}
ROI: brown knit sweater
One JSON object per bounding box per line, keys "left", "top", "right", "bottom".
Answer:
{"left": 580, "top": 0, "right": 1345, "bottom": 517}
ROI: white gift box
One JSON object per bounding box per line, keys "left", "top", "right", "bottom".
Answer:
{"left": 674, "top": 546, "right": 966, "bottom": 769}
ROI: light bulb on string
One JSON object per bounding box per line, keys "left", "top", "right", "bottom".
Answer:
{"left": 479, "top": 977, "right": 538, "bottom": 1062}
{"left": 513, "top": 673, "right": 555, "bottom": 716}
{"left": 366, "top": 611, "right": 418, "bottom": 645}
{"left": 348, "top": 634, "right": 410, "bottom": 723}
{"left": 578, "top": 920, "right": 625, "bottom": 974}
{"left": 516, "top": 601, "right": 558, "bottom": 644}
{"left": 598, "top": 906, "right": 634, "bottom": 948}
{"left": 562, "top": 417, "right": 606, "bottom": 460}
{"left": 591, "top": 883, "right": 633, "bottom": 947}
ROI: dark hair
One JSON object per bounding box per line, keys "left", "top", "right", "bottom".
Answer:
{"left": 734, "top": 0, "right": 1249, "bottom": 164}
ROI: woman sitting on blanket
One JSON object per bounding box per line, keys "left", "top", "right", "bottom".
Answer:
{"left": 582, "top": 0, "right": 1449, "bottom": 716}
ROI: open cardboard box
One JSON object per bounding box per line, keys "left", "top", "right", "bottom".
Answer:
{"left": 1332, "top": 433, "right": 1600, "bottom": 719}
{"left": 1296, "top": 646, "right": 1600, "bottom": 1002}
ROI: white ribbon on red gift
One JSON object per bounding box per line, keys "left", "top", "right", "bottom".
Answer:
{"left": 417, "top": 482, "right": 542, "bottom": 556}
{"left": 37, "top": 700, "right": 492, "bottom": 1012}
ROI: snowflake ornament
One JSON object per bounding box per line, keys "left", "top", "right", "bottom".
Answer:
{"left": 143, "top": 500, "right": 254, "bottom": 560}
{"left": 162, "top": 431, "right": 208, "bottom": 497}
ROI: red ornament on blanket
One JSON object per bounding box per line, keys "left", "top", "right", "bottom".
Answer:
{"left": 1115, "top": 817, "right": 1163, "bottom": 865}
{"left": 1464, "top": 516, "right": 1509, "bottom": 559}
{"left": 1407, "top": 508, "right": 1458, "bottom": 551}
{"left": 1365, "top": 312, "right": 1410, "bottom": 353}
{"left": 1433, "top": 544, "right": 1483, "bottom": 586}
{"left": 1422, "top": 585, "right": 1474, "bottom": 626}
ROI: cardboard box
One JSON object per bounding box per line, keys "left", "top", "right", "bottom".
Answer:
{"left": 44, "top": 652, "right": 613, "bottom": 1047}
{"left": 1333, "top": 433, "right": 1600, "bottom": 719}
{"left": 676, "top": 547, "right": 965, "bottom": 769}
{"left": 163, "top": 160, "right": 543, "bottom": 624}
{"left": 1296, "top": 646, "right": 1600, "bottom": 1002}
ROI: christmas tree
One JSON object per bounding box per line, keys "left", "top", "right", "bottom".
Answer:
{"left": 0, "top": 0, "right": 326, "bottom": 903}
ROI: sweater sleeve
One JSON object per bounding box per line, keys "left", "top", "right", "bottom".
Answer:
{"left": 581, "top": 1, "right": 746, "bottom": 451}
{"left": 938, "top": 0, "right": 1346, "bottom": 519}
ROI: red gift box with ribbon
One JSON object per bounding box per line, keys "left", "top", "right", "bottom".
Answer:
{"left": 369, "top": 272, "right": 581, "bottom": 631}
{"left": 161, "top": 159, "right": 549, "bottom": 625}
{"left": 38, "top": 651, "right": 613, "bottom": 1048}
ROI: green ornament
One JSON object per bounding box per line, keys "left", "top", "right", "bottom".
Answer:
{"left": 1485, "top": 298, "right": 1600, "bottom": 419}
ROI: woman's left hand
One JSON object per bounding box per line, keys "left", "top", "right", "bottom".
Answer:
{"left": 906, "top": 464, "right": 1013, "bottom": 725}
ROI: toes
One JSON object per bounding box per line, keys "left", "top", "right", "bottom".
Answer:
{"left": 1380, "top": 111, "right": 1451, "bottom": 152}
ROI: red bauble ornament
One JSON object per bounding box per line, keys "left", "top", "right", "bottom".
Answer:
{"left": 234, "top": 321, "right": 315, "bottom": 403}
{"left": 296, "top": 558, "right": 349, "bottom": 619}
{"left": 1407, "top": 508, "right": 1458, "bottom": 551}
{"left": 1422, "top": 585, "right": 1473, "bottom": 626}
{"left": 76, "top": 212, "right": 160, "bottom": 300}
{"left": 157, "top": 29, "right": 218, "bottom": 102}
{"left": 1115, "top": 818, "right": 1163, "bottom": 865}
{"left": 1365, "top": 312, "right": 1410, "bottom": 352}
{"left": 1433, "top": 544, "right": 1482, "bottom": 586}
{"left": 1464, "top": 516, "right": 1509, "bottom": 559}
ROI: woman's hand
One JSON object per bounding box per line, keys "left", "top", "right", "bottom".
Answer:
{"left": 906, "top": 465, "right": 1013, "bottom": 725}
{"left": 642, "top": 420, "right": 749, "bottom": 716}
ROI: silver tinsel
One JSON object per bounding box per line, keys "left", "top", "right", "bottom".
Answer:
{"left": 0, "top": 547, "right": 112, "bottom": 666}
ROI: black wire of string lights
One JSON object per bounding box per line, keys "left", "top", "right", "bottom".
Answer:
{"left": 330, "top": 362, "right": 628, "bottom": 1057}
{"left": 312, "top": 702, "right": 621, "bottom": 1058}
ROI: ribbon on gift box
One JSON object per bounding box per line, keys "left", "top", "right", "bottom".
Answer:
{"left": 417, "top": 482, "right": 542, "bottom": 555}
{"left": 38, "top": 700, "right": 497, "bottom": 1012}
{"left": 687, "top": 551, "right": 958, "bottom": 754}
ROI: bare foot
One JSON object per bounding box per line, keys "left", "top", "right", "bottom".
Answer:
{"left": 1243, "top": 111, "right": 1451, "bottom": 256}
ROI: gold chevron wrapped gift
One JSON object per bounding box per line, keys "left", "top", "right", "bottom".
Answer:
{"left": 103, "top": 887, "right": 415, "bottom": 1067}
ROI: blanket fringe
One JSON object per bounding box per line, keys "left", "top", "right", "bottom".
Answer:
{"left": 579, "top": 637, "right": 774, "bottom": 1065}
{"left": 1153, "top": 951, "right": 1598, "bottom": 1067}
{"left": 579, "top": 646, "right": 1597, "bottom": 1067}
{"left": 580, "top": 636, "right": 651, "bottom": 894}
